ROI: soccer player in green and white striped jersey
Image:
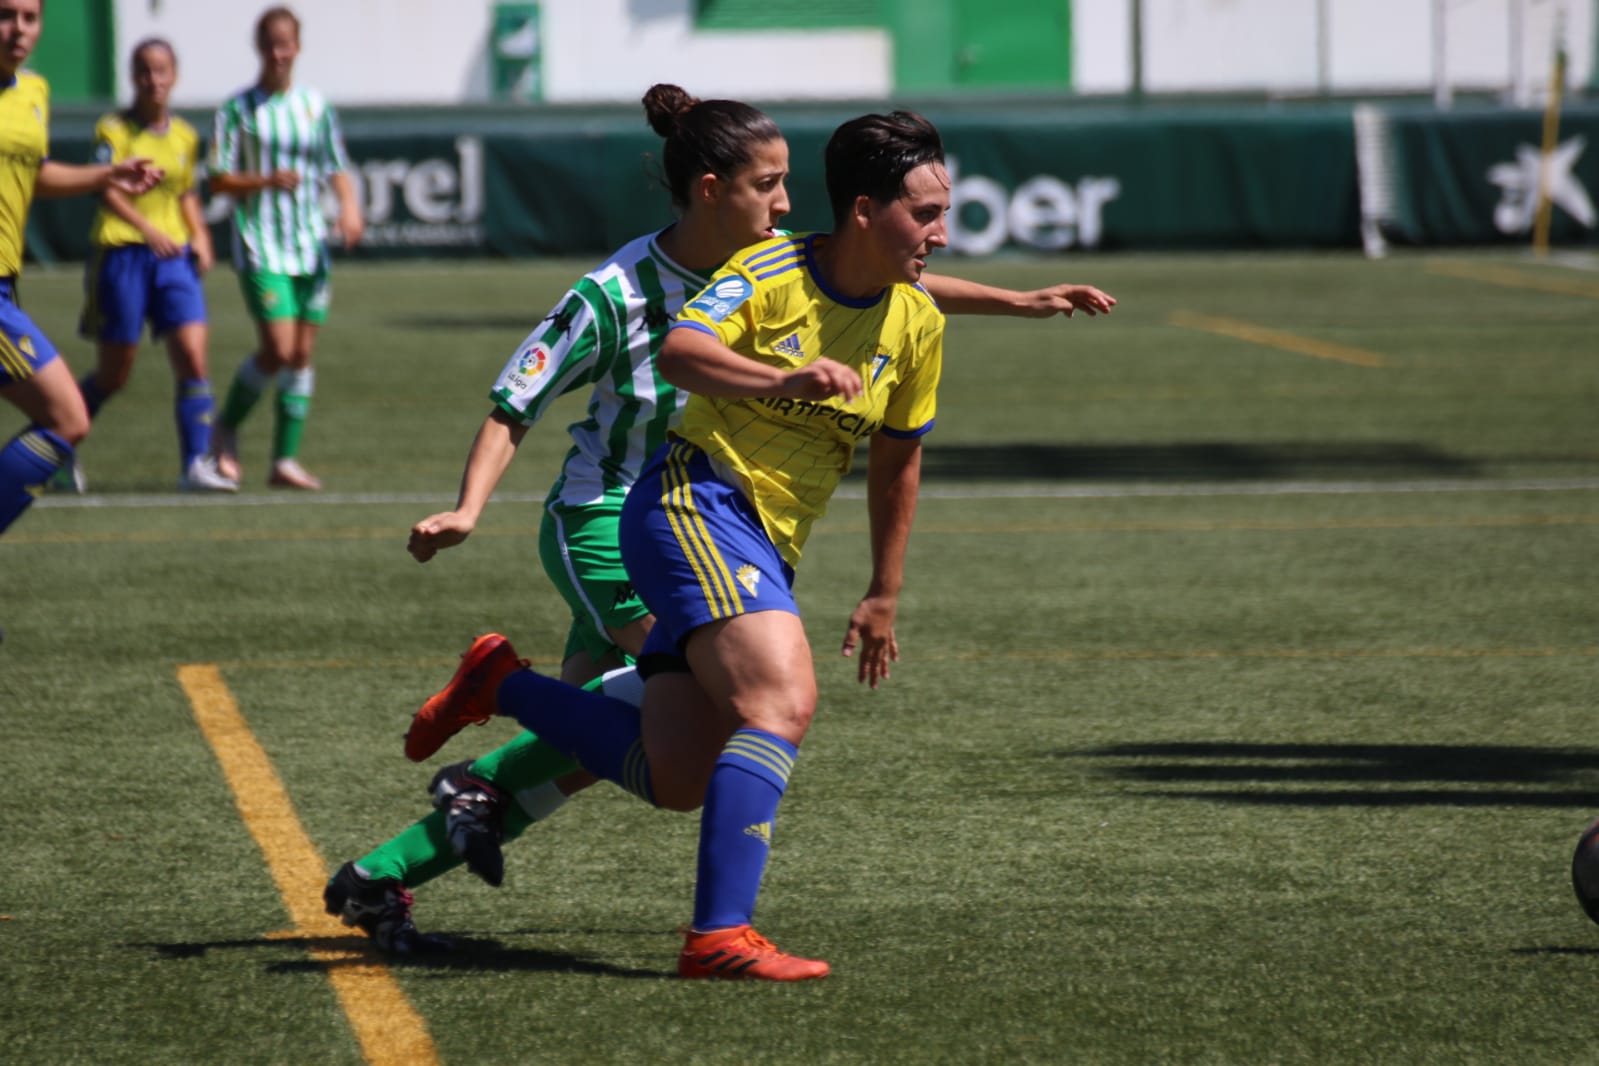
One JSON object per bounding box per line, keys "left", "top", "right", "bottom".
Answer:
{"left": 206, "top": 6, "right": 361, "bottom": 490}
{"left": 324, "top": 83, "right": 1116, "bottom": 951}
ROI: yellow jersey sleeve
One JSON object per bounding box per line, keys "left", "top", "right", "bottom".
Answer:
{"left": 0, "top": 73, "right": 50, "bottom": 276}
{"left": 672, "top": 233, "right": 944, "bottom": 565}
{"left": 89, "top": 113, "right": 199, "bottom": 248}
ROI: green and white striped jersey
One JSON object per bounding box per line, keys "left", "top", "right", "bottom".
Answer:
{"left": 491, "top": 229, "right": 715, "bottom": 507}
{"left": 210, "top": 84, "right": 352, "bottom": 275}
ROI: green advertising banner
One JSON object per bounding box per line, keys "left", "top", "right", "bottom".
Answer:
{"left": 22, "top": 100, "right": 1599, "bottom": 264}
{"left": 1360, "top": 103, "right": 1599, "bottom": 247}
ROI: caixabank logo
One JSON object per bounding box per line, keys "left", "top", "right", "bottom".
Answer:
{"left": 1487, "top": 134, "right": 1596, "bottom": 236}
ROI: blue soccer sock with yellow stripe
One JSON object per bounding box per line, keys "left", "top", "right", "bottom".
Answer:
{"left": 175, "top": 378, "right": 215, "bottom": 467}
{"left": 495, "top": 669, "right": 654, "bottom": 804}
{"left": 0, "top": 427, "right": 72, "bottom": 534}
{"left": 693, "top": 729, "right": 797, "bottom": 931}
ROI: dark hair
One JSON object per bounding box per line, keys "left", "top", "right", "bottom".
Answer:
{"left": 641, "top": 83, "right": 782, "bottom": 211}
{"left": 130, "top": 37, "right": 176, "bottom": 69}
{"left": 824, "top": 111, "right": 945, "bottom": 226}
{"left": 255, "top": 5, "right": 300, "bottom": 50}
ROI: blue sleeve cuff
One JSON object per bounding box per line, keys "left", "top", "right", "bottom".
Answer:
{"left": 879, "top": 419, "right": 934, "bottom": 440}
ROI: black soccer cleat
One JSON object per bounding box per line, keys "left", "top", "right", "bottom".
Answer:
{"left": 430, "top": 760, "right": 509, "bottom": 888}
{"left": 322, "top": 862, "right": 451, "bottom": 953}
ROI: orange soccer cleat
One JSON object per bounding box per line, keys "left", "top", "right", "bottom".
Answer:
{"left": 404, "top": 633, "right": 527, "bottom": 762}
{"left": 678, "top": 925, "right": 830, "bottom": 981}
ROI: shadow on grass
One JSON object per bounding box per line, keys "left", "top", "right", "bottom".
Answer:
{"left": 1073, "top": 742, "right": 1599, "bottom": 808}
{"left": 136, "top": 932, "right": 671, "bottom": 978}
{"left": 844, "top": 441, "right": 1482, "bottom": 483}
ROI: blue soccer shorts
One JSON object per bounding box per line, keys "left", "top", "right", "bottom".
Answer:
{"left": 621, "top": 439, "right": 798, "bottom": 661}
{"left": 80, "top": 243, "right": 207, "bottom": 344}
{"left": 0, "top": 280, "right": 59, "bottom": 386}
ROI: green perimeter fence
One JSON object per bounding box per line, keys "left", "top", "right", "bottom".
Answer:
{"left": 23, "top": 98, "right": 1599, "bottom": 263}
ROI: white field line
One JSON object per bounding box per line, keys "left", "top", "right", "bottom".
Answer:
{"left": 30, "top": 476, "right": 1599, "bottom": 512}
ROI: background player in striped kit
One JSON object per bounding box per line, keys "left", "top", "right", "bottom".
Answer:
{"left": 0, "top": 0, "right": 161, "bottom": 535}
{"left": 71, "top": 38, "right": 235, "bottom": 493}
{"left": 325, "top": 84, "right": 1112, "bottom": 953}
{"left": 206, "top": 5, "right": 362, "bottom": 490}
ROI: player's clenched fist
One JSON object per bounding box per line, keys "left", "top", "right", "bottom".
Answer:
{"left": 783, "top": 357, "right": 862, "bottom": 401}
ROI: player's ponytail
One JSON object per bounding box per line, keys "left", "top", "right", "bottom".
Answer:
{"left": 641, "top": 83, "right": 782, "bottom": 212}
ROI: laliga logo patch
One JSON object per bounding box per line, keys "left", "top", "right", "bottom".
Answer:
{"left": 687, "top": 275, "right": 753, "bottom": 323}
{"left": 516, "top": 344, "right": 549, "bottom": 378}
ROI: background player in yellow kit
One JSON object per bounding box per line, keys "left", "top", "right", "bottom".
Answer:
{"left": 74, "top": 38, "right": 235, "bottom": 492}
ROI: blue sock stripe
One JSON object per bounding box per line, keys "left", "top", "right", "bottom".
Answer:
{"left": 723, "top": 740, "right": 794, "bottom": 784}
{"left": 621, "top": 738, "right": 654, "bottom": 803}
{"left": 720, "top": 730, "right": 797, "bottom": 788}
{"left": 19, "top": 428, "right": 71, "bottom": 466}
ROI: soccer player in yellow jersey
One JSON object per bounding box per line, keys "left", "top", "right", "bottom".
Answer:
{"left": 74, "top": 39, "right": 234, "bottom": 493}
{"left": 0, "top": 0, "right": 160, "bottom": 535}
{"left": 408, "top": 110, "right": 954, "bottom": 980}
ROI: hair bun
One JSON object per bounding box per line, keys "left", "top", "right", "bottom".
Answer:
{"left": 642, "top": 83, "right": 700, "bottom": 138}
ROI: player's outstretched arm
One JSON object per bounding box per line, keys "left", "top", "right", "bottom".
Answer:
{"left": 36, "top": 158, "right": 162, "bottom": 199}
{"left": 409, "top": 410, "right": 528, "bottom": 562}
{"left": 920, "top": 273, "right": 1116, "bottom": 318}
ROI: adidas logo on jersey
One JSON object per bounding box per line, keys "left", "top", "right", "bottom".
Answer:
{"left": 773, "top": 333, "right": 804, "bottom": 359}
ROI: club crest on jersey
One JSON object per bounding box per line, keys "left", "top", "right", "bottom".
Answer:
{"left": 865, "top": 345, "right": 893, "bottom": 385}
{"left": 736, "top": 564, "right": 761, "bottom": 597}
{"left": 687, "top": 275, "right": 753, "bottom": 322}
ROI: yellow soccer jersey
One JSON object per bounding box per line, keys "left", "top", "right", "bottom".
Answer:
{"left": 673, "top": 232, "right": 944, "bottom": 566}
{"left": 89, "top": 112, "right": 200, "bottom": 247}
{"left": 0, "top": 72, "right": 49, "bottom": 276}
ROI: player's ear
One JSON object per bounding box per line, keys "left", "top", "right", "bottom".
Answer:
{"left": 696, "top": 172, "right": 720, "bottom": 207}
{"left": 850, "top": 193, "right": 873, "bottom": 231}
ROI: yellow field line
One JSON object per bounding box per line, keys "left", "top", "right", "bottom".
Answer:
{"left": 1426, "top": 260, "right": 1599, "bottom": 300}
{"left": 1170, "top": 311, "right": 1386, "bottom": 367}
{"left": 176, "top": 664, "right": 438, "bottom": 1066}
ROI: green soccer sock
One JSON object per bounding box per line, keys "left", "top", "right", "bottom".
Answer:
{"left": 272, "top": 367, "right": 313, "bottom": 460}
{"left": 351, "top": 733, "right": 578, "bottom": 889}
{"left": 350, "top": 669, "right": 635, "bottom": 890}
{"left": 470, "top": 729, "right": 579, "bottom": 833}
{"left": 354, "top": 812, "right": 461, "bottom": 887}
{"left": 217, "top": 353, "right": 268, "bottom": 429}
